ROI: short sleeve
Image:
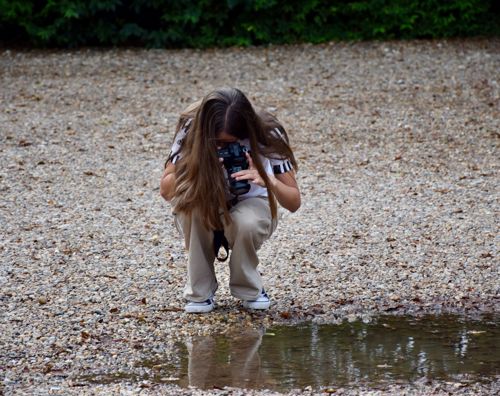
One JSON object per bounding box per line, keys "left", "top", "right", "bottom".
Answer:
{"left": 169, "top": 118, "right": 192, "bottom": 164}
{"left": 270, "top": 157, "right": 294, "bottom": 174}
{"left": 269, "top": 127, "right": 293, "bottom": 174}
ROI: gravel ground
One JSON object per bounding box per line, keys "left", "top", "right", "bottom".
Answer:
{"left": 1, "top": 39, "right": 499, "bottom": 395}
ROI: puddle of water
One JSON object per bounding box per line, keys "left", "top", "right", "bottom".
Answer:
{"left": 80, "top": 314, "right": 500, "bottom": 391}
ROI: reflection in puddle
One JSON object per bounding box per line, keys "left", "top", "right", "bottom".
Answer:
{"left": 80, "top": 314, "right": 500, "bottom": 391}
{"left": 182, "top": 328, "right": 268, "bottom": 389}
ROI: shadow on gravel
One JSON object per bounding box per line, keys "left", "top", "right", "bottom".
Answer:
{"left": 77, "top": 313, "right": 500, "bottom": 392}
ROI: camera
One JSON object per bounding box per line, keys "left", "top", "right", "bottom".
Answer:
{"left": 217, "top": 142, "right": 251, "bottom": 195}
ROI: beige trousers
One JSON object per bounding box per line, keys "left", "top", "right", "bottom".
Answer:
{"left": 174, "top": 197, "right": 277, "bottom": 302}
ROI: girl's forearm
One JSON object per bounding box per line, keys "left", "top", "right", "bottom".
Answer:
{"left": 269, "top": 175, "right": 301, "bottom": 213}
{"left": 160, "top": 173, "right": 176, "bottom": 201}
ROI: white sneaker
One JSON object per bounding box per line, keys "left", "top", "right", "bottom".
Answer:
{"left": 243, "top": 290, "right": 270, "bottom": 310}
{"left": 185, "top": 297, "right": 215, "bottom": 313}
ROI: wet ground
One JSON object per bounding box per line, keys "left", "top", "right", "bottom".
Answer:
{"left": 78, "top": 314, "right": 500, "bottom": 392}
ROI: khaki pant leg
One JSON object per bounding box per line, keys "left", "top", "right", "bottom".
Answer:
{"left": 224, "top": 197, "right": 277, "bottom": 300}
{"left": 174, "top": 211, "right": 218, "bottom": 302}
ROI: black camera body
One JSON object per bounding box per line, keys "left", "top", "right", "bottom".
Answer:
{"left": 217, "top": 142, "right": 251, "bottom": 195}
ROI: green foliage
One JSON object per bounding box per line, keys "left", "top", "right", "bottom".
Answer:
{"left": 0, "top": 0, "right": 498, "bottom": 47}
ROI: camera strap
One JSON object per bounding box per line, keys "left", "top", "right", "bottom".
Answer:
{"left": 213, "top": 230, "right": 229, "bottom": 262}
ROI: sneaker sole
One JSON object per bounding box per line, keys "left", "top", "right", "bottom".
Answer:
{"left": 185, "top": 304, "right": 215, "bottom": 314}
{"left": 243, "top": 301, "right": 270, "bottom": 310}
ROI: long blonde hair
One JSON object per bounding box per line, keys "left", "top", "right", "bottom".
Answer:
{"left": 168, "top": 88, "right": 297, "bottom": 230}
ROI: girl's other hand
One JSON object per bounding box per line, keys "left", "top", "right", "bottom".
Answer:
{"left": 231, "top": 152, "right": 275, "bottom": 188}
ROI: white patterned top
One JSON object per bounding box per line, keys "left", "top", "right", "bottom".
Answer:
{"left": 168, "top": 119, "right": 294, "bottom": 200}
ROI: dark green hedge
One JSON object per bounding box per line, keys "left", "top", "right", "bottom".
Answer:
{"left": 1, "top": 0, "right": 499, "bottom": 48}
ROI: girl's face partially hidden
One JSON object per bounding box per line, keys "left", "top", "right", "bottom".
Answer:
{"left": 215, "top": 131, "right": 238, "bottom": 148}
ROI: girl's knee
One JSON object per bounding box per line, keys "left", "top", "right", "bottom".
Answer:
{"left": 233, "top": 216, "right": 270, "bottom": 240}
